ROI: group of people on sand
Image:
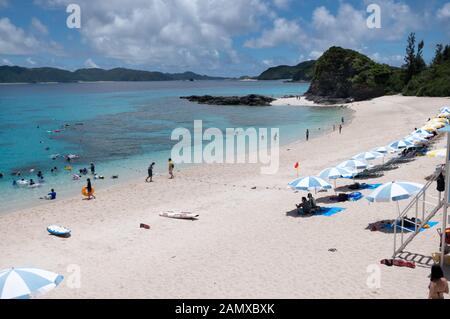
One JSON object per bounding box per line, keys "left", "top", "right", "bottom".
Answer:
{"left": 145, "top": 158, "right": 175, "bottom": 183}
{"left": 305, "top": 117, "right": 345, "bottom": 141}
{"left": 296, "top": 193, "right": 320, "bottom": 215}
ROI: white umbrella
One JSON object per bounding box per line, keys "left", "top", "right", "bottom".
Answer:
{"left": 352, "top": 151, "right": 383, "bottom": 161}
{"left": 0, "top": 267, "right": 64, "bottom": 299}
{"left": 337, "top": 159, "right": 369, "bottom": 171}
{"left": 288, "top": 176, "right": 332, "bottom": 192}
{"left": 318, "top": 167, "right": 355, "bottom": 189}
{"left": 373, "top": 146, "right": 390, "bottom": 154}
{"left": 366, "top": 181, "right": 424, "bottom": 215}
{"left": 388, "top": 140, "right": 415, "bottom": 151}
{"left": 413, "top": 129, "right": 433, "bottom": 138}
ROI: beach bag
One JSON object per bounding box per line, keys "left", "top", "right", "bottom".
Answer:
{"left": 337, "top": 193, "right": 349, "bottom": 202}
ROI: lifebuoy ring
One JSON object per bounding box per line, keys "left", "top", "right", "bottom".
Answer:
{"left": 82, "top": 186, "right": 95, "bottom": 197}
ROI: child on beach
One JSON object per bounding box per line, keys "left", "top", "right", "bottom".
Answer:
{"left": 168, "top": 159, "right": 175, "bottom": 179}
{"left": 428, "top": 264, "right": 448, "bottom": 299}
{"left": 41, "top": 189, "right": 56, "bottom": 200}
{"left": 146, "top": 162, "right": 155, "bottom": 183}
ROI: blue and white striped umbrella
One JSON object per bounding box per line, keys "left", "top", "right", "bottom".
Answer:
{"left": 413, "top": 129, "right": 433, "bottom": 138}
{"left": 440, "top": 106, "right": 450, "bottom": 113}
{"left": 337, "top": 159, "right": 369, "bottom": 171}
{"left": 352, "top": 151, "right": 383, "bottom": 161}
{"left": 388, "top": 139, "right": 414, "bottom": 151}
{"left": 288, "top": 176, "right": 332, "bottom": 191}
{"left": 405, "top": 134, "right": 427, "bottom": 144}
{"left": 319, "top": 167, "right": 354, "bottom": 180}
{"left": 373, "top": 146, "right": 390, "bottom": 154}
{"left": 0, "top": 267, "right": 64, "bottom": 299}
{"left": 366, "top": 181, "right": 424, "bottom": 203}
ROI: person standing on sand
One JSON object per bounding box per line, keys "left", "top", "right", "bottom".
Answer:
{"left": 306, "top": 129, "right": 309, "bottom": 141}
{"left": 168, "top": 158, "right": 175, "bottom": 179}
{"left": 146, "top": 162, "right": 155, "bottom": 183}
{"left": 86, "top": 178, "right": 95, "bottom": 200}
{"left": 428, "top": 264, "right": 448, "bottom": 299}
{"left": 339, "top": 124, "right": 342, "bottom": 134}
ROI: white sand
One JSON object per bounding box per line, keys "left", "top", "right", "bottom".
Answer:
{"left": 1, "top": 95, "right": 450, "bottom": 299}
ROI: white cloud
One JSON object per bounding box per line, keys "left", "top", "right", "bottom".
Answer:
{"left": 84, "top": 58, "right": 99, "bottom": 68}
{"left": 26, "top": 57, "right": 36, "bottom": 65}
{"left": 437, "top": 2, "right": 450, "bottom": 19}
{"left": 272, "top": 0, "right": 290, "bottom": 10}
{"left": 0, "top": 18, "right": 41, "bottom": 55}
{"left": 0, "top": 17, "right": 62, "bottom": 56}
{"left": 1, "top": 58, "right": 12, "bottom": 65}
{"left": 35, "top": 0, "right": 271, "bottom": 71}
{"left": 31, "top": 17, "right": 48, "bottom": 35}
{"left": 370, "top": 52, "right": 403, "bottom": 66}
{"left": 309, "top": 51, "right": 323, "bottom": 60}
{"left": 244, "top": 18, "right": 305, "bottom": 48}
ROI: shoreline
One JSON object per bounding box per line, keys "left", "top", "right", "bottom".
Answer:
{"left": 1, "top": 95, "right": 449, "bottom": 298}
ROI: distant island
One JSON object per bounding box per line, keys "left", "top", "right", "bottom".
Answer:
{"left": 256, "top": 60, "right": 316, "bottom": 82}
{"left": 0, "top": 66, "right": 227, "bottom": 84}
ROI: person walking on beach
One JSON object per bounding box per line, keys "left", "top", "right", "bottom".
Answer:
{"left": 339, "top": 124, "right": 342, "bottom": 134}
{"left": 428, "top": 264, "right": 448, "bottom": 299}
{"left": 306, "top": 129, "right": 309, "bottom": 141}
{"left": 168, "top": 158, "right": 175, "bottom": 179}
{"left": 86, "top": 178, "right": 95, "bottom": 200}
{"left": 146, "top": 162, "right": 155, "bottom": 183}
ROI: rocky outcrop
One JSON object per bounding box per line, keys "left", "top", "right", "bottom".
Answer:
{"left": 305, "top": 46, "right": 396, "bottom": 104}
{"left": 180, "top": 94, "right": 275, "bottom": 106}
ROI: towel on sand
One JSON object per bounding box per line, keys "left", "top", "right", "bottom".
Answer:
{"left": 385, "top": 221, "right": 438, "bottom": 232}
{"left": 317, "top": 207, "right": 346, "bottom": 217}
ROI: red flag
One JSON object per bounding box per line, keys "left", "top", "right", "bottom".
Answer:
{"left": 294, "top": 162, "right": 299, "bottom": 169}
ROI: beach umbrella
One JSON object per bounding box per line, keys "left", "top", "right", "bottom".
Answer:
{"left": 440, "top": 106, "right": 450, "bottom": 113}
{"left": 404, "top": 134, "right": 427, "bottom": 144}
{"left": 319, "top": 167, "right": 354, "bottom": 189}
{"left": 373, "top": 146, "right": 390, "bottom": 154}
{"left": 0, "top": 267, "right": 64, "bottom": 299}
{"left": 413, "top": 129, "right": 433, "bottom": 138}
{"left": 352, "top": 151, "right": 383, "bottom": 161}
{"left": 426, "top": 149, "right": 446, "bottom": 158}
{"left": 319, "top": 167, "right": 354, "bottom": 180}
{"left": 337, "top": 159, "right": 369, "bottom": 171}
{"left": 366, "top": 181, "right": 424, "bottom": 215}
{"left": 388, "top": 140, "right": 414, "bottom": 151}
{"left": 288, "top": 176, "right": 332, "bottom": 192}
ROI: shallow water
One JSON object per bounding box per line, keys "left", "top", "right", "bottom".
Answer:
{"left": 0, "top": 80, "right": 349, "bottom": 213}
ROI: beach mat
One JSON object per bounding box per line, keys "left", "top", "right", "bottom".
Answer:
{"left": 317, "top": 207, "right": 346, "bottom": 217}
{"left": 385, "top": 221, "right": 439, "bottom": 232}
{"left": 360, "top": 183, "right": 382, "bottom": 190}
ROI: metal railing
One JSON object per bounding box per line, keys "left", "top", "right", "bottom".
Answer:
{"left": 393, "top": 165, "right": 444, "bottom": 258}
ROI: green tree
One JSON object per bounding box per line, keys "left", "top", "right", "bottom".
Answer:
{"left": 415, "top": 40, "right": 426, "bottom": 72}
{"left": 433, "top": 44, "right": 444, "bottom": 65}
{"left": 404, "top": 32, "right": 416, "bottom": 83}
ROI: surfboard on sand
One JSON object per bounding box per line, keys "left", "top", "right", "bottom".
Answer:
{"left": 47, "top": 225, "right": 71, "bottom": 237}
{"left": 159, "top": 211, "right": 199, "bottom": 220}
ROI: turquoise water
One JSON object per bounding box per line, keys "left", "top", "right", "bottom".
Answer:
{"left": 0, "top": 80, "right": 349, "bottom": 213}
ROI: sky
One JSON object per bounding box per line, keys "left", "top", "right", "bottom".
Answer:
{"left": 0, "top": 0, "right": 449, "bottom": 77}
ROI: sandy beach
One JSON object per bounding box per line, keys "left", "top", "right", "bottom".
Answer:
{"left": 1, "top": 95, "right": 450, "bottom": 299}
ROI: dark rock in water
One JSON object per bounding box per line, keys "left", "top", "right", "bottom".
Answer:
{"left": 180, "top": 94, "right": 275, "bottom": 106}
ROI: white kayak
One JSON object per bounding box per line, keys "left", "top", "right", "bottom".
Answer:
{"left": 159, "top": 211, "right": 199, "bottom": 220}
{"left": 47, "top": 225, "right": 71, "bottom": 237}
